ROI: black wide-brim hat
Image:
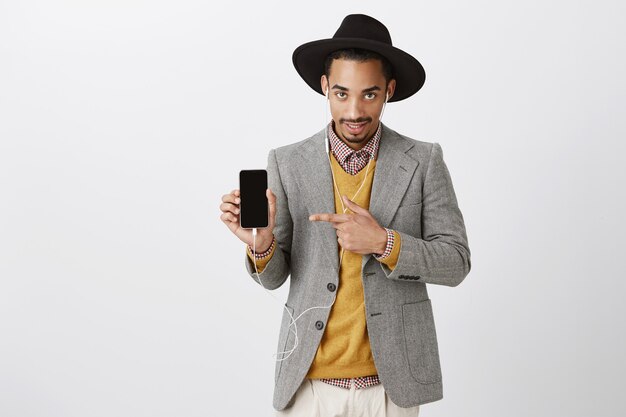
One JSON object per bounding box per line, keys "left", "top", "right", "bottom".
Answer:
{"left": 292, "top": 14, "right": 426, "bottom": 102}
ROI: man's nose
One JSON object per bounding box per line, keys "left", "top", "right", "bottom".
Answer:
{"left": 345, "top": 97, "right": 365, "bottom": 121}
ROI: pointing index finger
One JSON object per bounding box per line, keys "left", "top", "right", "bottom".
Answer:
{"left": 309, "top": 213, "right": 351, "bottom": 222}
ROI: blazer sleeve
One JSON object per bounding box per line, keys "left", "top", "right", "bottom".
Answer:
{"left": 243, "top": 148, "right": 293, "bottom": 290}
{"left": 379, "top": 142, "right": 471, "bottom": 287}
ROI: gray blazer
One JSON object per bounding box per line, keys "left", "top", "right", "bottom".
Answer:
{"left": 243, "top": 122, "right": 471, "bottom": 410}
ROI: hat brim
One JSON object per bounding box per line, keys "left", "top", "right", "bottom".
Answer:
{"left": 292, "top": 38, "right": 426, "bottom": 102}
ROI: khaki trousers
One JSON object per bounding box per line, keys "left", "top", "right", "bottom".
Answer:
{"left": 276, "top": 378, "right": 420, "bottom": 417}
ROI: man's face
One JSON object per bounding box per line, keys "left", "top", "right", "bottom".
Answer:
{"left": 321, "top": 58, "right": 395, "bottom": 151}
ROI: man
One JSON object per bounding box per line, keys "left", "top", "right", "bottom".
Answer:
{"left": 219, "top": 14, "right": 471, "bottom": 416}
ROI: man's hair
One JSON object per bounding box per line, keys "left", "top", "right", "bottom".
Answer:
{"left": 324, "top": 48, "right": 395, "bottom": 85}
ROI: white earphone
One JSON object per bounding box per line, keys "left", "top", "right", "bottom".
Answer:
{"left": 249, "top": 84, "right": 391, "bottom": 364}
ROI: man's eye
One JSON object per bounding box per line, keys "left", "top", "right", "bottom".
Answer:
{"left": 365, "top": 93, "right": 376, "bottom": 100}
{"left": 336, "top": 92, "right": 346, "bottom": 98}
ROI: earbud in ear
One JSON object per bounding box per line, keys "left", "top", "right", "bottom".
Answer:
{"left": 325, "top": 87, "right": 329, "bottom": 98}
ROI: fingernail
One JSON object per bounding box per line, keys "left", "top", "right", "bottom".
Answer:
{"left": 235, "top": 208, "right": 240, "bottom": 214}
{"left": 235, "top": 198, "right": 240, "bottom": 203}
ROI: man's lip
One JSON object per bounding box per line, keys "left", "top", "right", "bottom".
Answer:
{"left": 344, "top": 121, "right": 368, "bottom": 134}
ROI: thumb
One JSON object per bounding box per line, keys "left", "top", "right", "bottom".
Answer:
{"left": 267, "top": 188, "right": 277, "bottom": 226}
{"left": 342, "top": 195, "right": 367, "bottom": 215}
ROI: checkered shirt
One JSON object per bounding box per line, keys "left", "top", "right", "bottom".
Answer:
{"left": 319, "top": 374, "right": 381, "bottom": 390}
{"left": 327, "top": 119, "right": 381, "bottom": 175}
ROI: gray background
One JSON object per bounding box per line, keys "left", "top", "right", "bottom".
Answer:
{"left": 1, "top": 1, "right": 625, "bottom": 416}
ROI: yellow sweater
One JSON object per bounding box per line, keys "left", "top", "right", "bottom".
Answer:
{"left": 246, "top": 151, "right": 401, "bottom": 378}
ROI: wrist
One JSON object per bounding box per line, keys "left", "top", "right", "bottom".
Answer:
{"left": 374, "top": 227, "right": 394, "bottom": 259}
{"left": 375, "top": 227, "right": 388, "bottom": 255}
{"left": 250, "top": 233, "right": 275, "bottom": 254}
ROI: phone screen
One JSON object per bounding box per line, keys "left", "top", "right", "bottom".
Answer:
{"left": 239, "top": 169, "right": 269, "bottom": 229}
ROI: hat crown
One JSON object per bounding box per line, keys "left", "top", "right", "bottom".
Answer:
{"left": 292, "top": 13, "right": 425, "bottom": 102}
{"left": 333, "top": 14, "right": 392, "bottom": 45}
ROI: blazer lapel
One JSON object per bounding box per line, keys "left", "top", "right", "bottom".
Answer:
{"left": 296, "top": 123, "right": 418, "bottom": 274}
{"left": 297, "top": 127, "right": 340, "bottom": 275}
{"left": 364, "top": 123, "right": 418, "bottom": 267}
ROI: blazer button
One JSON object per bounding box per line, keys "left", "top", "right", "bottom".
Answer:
{"left": 315, "top": 321, "right": 324, "bottom": 330}
{"left": 327, "top": 282, "right": 336, "bottom": 292}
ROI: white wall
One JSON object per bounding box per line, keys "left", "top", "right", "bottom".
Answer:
{"left": 1, "top": 1, "right": 624, "bottom": 416}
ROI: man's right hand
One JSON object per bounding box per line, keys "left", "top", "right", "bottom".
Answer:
{"left": 220, "top": 188, "right": 277, "bottom": 252}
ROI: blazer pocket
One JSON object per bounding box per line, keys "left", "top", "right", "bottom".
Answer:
{"left": 402, "top": 299, "right": 443, "bottom": 384}
{"left": 275, "top": 303, "right": 295, "bottom": 385}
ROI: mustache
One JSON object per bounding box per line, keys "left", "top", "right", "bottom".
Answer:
{"left": 341, "top": 118, "right": 371, "bottom": 124}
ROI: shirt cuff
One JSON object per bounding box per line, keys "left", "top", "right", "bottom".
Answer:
{"left": 247, "top": 235, "right": 276, "bottom": 259}
{"left": 373, "top": 228, "right": 395, "bottom": 259}
{"left": 373, "top": 229, "right": 401, "bottom": 271}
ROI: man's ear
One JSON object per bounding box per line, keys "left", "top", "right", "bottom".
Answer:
{"left": 386, "top": 79, "right": 397, "bottom": 101}
{"left": 321, "top": 75, "right": 328, "bottom": 96}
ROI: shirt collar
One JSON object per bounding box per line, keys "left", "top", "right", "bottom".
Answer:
{"left": 327, "top": 120, "right": 382, "bottom": 166}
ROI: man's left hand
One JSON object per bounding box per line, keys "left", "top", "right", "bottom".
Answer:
{"left": 309, "top": 195, "right": 388, "bottom": 256}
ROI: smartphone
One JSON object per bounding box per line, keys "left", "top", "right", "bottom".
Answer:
{"left": 239, "top": 169, "right": 269, "bottom": 229}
